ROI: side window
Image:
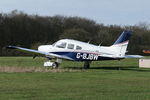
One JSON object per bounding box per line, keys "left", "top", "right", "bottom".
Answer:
{"left": 67, "top": 44, "right": 74, "bottom": 49}
{"left": 56, "top": 42, "right": 67, "bottom": 48}
{"left": 76, "top": 46, "right": 82, "bottom": 50}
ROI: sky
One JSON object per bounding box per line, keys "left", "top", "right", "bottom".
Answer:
{"left": 0, "top": 0, "right": 149, "bottom": 25}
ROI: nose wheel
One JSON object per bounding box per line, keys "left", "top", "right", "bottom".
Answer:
{"left": 44, "top": 59, "right": 62, "bottom": 68}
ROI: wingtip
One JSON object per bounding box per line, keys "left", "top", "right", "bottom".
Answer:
{"left": 6, "top": 45, "right": 16, "bottom": 49}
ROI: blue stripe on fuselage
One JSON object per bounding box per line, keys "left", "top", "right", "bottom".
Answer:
{"left": 50, "top": 51, "right": 120, "bottom": 61}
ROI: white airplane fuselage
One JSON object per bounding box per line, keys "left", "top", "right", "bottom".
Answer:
{"left": 38, "top": 39, "right": 127, "bottom": 61}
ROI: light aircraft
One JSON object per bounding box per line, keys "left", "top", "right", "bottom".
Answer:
{"left": 7, "top": 30, "right": 142, "bottom": 68}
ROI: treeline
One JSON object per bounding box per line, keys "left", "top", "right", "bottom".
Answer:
{"left": 0, "top": 10, "right": 150, "bottom": 56}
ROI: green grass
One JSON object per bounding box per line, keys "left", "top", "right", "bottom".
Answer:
{"left": 0, "top": 56, "right": 139, "bottom": 68}
{"left": 0, "top": 57, "right": 150, "bottom": 100}
{"left": 0, "top": 57, "right": 45, "bottom": 67}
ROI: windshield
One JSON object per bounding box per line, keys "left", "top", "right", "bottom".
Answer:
{"left": 55, "top": 42, "right": 67, "bottom": 48}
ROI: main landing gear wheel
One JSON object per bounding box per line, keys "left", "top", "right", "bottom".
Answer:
{"left": 52, "top": 62, "right": 59, "bottom": 69}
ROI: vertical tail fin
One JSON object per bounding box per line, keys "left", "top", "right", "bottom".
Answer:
{"left": 111, "top": 30, "right": 132, "bottom": 57}
{"left": 113, "top": 30, "right": 132, "bottom": 45}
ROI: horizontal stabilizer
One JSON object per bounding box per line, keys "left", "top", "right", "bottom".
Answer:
{"left": 125, "top": 55, "right": 144, "bottom": 58}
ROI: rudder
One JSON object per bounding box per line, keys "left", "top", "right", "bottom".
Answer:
{"left": 111, "top": 30, "right": 132, "bottom": 57}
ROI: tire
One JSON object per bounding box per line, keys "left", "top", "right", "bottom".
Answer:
{"left": 52, "top": 62, "right": 59, "bottom": 68}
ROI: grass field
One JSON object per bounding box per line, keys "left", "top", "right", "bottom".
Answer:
{"left": 0, "top": 57, "right": 150, "bottom": 100}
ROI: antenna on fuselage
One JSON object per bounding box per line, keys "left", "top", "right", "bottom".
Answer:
{"left": 98, "top": 41, "right": 103, "bottom": 47}
{"left": 87, "top": 40, "right": 92, "bottom": 44}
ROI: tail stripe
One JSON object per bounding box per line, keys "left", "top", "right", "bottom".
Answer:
{"left": 114, "top": 31, "right": 132, "bottom": 45}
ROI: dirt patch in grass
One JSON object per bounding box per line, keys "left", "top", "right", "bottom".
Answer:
{"left": 0, "top": 66, "right": 86, "bottom": 73}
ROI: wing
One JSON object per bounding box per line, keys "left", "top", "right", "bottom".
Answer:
{"left": 7, "top": 46, "right": 74, "bottom": 60}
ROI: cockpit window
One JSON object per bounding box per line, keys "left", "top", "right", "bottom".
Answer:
{"left": 67, "top": 44, "right": 74, "bottom": 49}
{"left": 76, "top": 46, "right": 82, "bottom": 50}
{"left": 56, "top": 42, "right": 67, "bottom": 48}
